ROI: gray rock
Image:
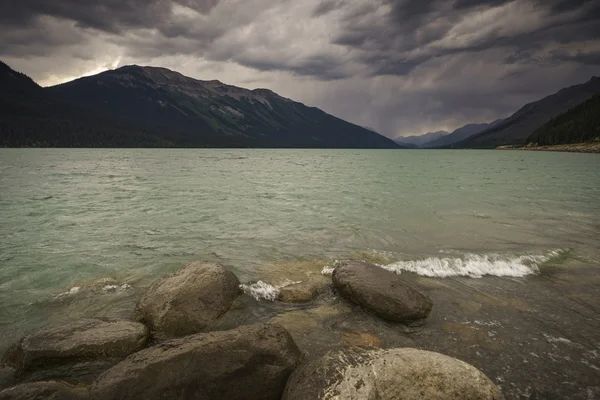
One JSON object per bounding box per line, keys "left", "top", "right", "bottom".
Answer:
{"left": 278, "top": 276, "right": 329, "bottom": 303}
{"left": 133, "top": 261, "right": 241, "bottom": 336}
{"left": 332, "top": 262, "right": 432, "bottom": 322}
{"left": 0, "top": 367, "right": 15, "bottom": 390}
{"left": 1, "top": 318, "right": 148, "bottom": 377}
{"left": 283, "top": 348, "right": 504, "bottom": 400}
{"left": 20, "top": 359, "right": 124, "bottom": 385}
{"left": 0, "top": 381, "right": 88, "bottom": 400}
{"left": 90, "top": 323, "right": 302, "bottom": 400}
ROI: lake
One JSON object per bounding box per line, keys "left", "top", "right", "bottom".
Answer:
{"left": 1, "top": 149, "right": 599, "bottom": 380}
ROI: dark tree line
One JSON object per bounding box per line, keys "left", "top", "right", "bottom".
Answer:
{"left": 527, "top": 94, "right": 600, "bottom": 145}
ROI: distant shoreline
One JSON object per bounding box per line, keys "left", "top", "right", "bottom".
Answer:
{"left": 497, "top": 142, "right": 600, "bottom": 153}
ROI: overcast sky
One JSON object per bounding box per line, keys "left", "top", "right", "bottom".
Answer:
{"left": 1, "top": 0, "right": 599, "bottom": 138}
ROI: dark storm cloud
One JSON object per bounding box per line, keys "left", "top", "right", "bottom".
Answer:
{"left": 0, "top": 0, "right": 219, "bottom": 32}
{"left": 0, "top": 0, "right": 230, "bottom": 60}
{"left": 361, "top": 54, "right": 429, "bottom": 77}
{"left": 330, "top": 0, "right": 600, "bottom": 78}
{"left": 3, "top": 0, "right": 598, "bottom": 77}
{"left": 236, "top": 54, "right": 350, "bottom": 80}
{"left": 1, "top": 0, "right": 599, "bottom": 137}
{"left": 550, "top": 0, "right": 594, "bottom": 14}
{"left": 550, "top": 50, "right": 600, "bottom": 65}
{"left": 312, "top": 0, "right": 346, "bottom": 17}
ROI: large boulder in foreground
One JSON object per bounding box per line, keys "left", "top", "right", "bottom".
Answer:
{"left": 332, "top": 262, "right": 432, "bottom": 322}
{"left": 0, "top": 381, "right": 88, "bottom": 400}
{"left": 278, "top": 276, "right": 329, "bottom": 303}
{"left": 90, "top": 323, "right": 302, "bottom": 400}
{"left": 133, "top": 261, "right": 241, "bottom": 336}
{"left": 283, "top": 348, "right": 504, "bottom": 400}
{"left": 1, "top": 318, "right": 148, "bottom": 378}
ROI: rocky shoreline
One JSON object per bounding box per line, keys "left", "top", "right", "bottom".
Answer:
{"left": 497, "top": 143, "right": 600, "bottom": 153}
{"left": 0, "top": 261, "right": 506, "bottom": 400}
{"left": 1, "top": 260, "right": 599, "bottom": 399}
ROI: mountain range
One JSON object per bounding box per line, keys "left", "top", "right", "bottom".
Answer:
{"left": 0, "top": 62, "right": 401, "bottom": 149}
{"left": 394, "top": 130, "right": 449, "bottom": 147}
{"left": 454, "top": 76, "right": 600, "bottom": 148}
{"left": 393, "top": 76, "right": 600, "bottom": 149}
{"left": 1, "top": 61, "right": 599, "bottom": 149}
{"left": 423, "top": 120, "right": 504, "bottom": 148}
{"left": 393, "top": 122, "right": 505, "bottom": 149}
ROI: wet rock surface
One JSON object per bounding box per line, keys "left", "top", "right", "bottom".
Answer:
{"left": 278, "top": 275, "right": 329, "bottom": 303}
{"left": 0, "top": 381, "right": 88, "bottom": 400}
{"left": 18, "top": 359, "right": 123, "bottom": 386}
{"left": 90, "top": 323, "right": 302, "bottom": 400}
{"left": 0, "top": 368, "right": 15, "bottom": 391}
{"left": 267, "top": 265, "right": 600, "bottom": 400}
{"left": 1, "top": 318, "right": 148, "bottom": 382}
{"left": 332, "top": 262, "right": 433, "bottom": 322}
{"left": 283, "top": 347, "right": 504, "bottom": 400}
{"left": 133, "top": 261, "right": 241, "bottom": 336}
{"left": 3, "top": 260, "right": 599, "bottom": 399}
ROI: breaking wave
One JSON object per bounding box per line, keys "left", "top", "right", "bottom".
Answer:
{"left": 54, "top": 280, "right": 132, "bottom": 299}
{"left": 321, "top": 266, "right": 336, "bottom": 276}
{"left": 240, "top": 281, "right": 280, "bottom": 301}
{"left": 321, "top": 259, "right": 349, "bottom": 276}
{"left": 240, "top": 279, "right": 302, "bottom": 301}
{"left": 239, "top": 249, "right": 565, "bottom": 300}
{"left": 318, "top": 249, "right": 565, "bottom": 279}
{"left": 55, "top": 286, "right": 82, "bottom": 298}
{"left": 101, "top": 283, "right": 132, "bottom": 292}
{"left": 381, "top": 249, "right": 565, "bottom": 278}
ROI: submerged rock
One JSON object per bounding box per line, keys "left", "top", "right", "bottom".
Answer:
{"left": 90, "top": 323, "right": 302, "bottom": 400}
{"left": 282, "top": 348, "right": 504, "bottom": 400}
{"left": 0, "top": 367, "right": 15, "bottom": 390}
{"left": 332, "top": 262, "right": 432, "bottom": 322}
{"left": 133, "top": 261, "right": 241, "bottom": 336}
{"left": 1, "top": 318, "right": 148, "bottom": 380}
{"left": 0, "top": 381, "right": 88, "bottom": 400}
{"left": 278, "top": 276, "right": 329, "bottom": 303}
{"left": 340, "top": 331, "right": 382, "bottom": 348}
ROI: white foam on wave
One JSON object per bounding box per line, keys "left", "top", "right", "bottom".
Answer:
{"left": 240, "top": 281, "right": 279, "bottom": 301}
{"left": 102, "top": 283, "right": 132, "bottom": 292}
{"left": 55, "top": 286, "right": 81, "bottom": 298}
{"left": 54, "top": 282, "right": 132, "bottom": 299}
{"left": 382, "top": 249, "right": 565, "bottom": 278}
{"left": 240, "top": 279, "right": 301, "bottom": 301}
{"left": 321, "top": 259, "right": 348, "bottom": 276}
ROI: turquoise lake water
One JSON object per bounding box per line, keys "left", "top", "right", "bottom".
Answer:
{"left": 0, "top": 149, "right": 599, "bottom": 352}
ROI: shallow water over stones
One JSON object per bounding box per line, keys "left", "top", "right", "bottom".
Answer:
{"left": 268, "top": 267, "right": 600, "bottom": 400}
{"left": 1, "top": 262, "right": 599, "bottom": 399}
